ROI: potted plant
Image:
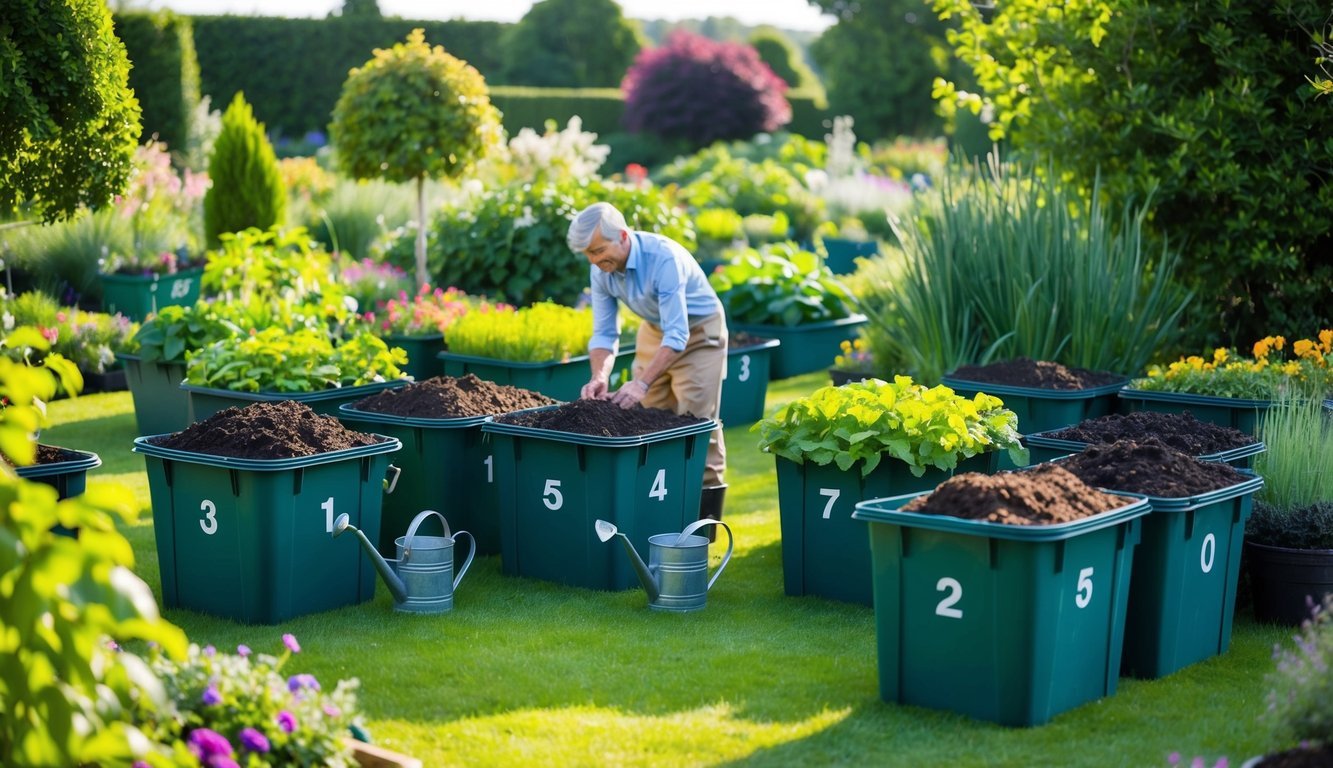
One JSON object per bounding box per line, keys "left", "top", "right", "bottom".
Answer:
{"left": 1242, "top": 592, "right": 1333, "bottom": 766}
{"left": 828, "top": 337, "right": 879, "bottom": 386}
{"left": 753, "top": 376, "right": 1027, "bottom": 604}
{"left": 710, "top": 241, "right": 866, "bottom": 379}
{"left": 1121, "top": 331, "right": 1333, "bottom": 434}
{"left": 120, "top": 302, "right": 243, "bottom": 435}
{"left": 362, "top": 284, "right": 507, "bottom": 382}
{"left": 815, "top": 218, "right": 880, "bottom": 276}
{"left": 1244, "top": 395, "right": 1333, "bottom": 625}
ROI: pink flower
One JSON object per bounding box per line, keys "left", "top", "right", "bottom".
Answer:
{"left": 282, "top": 633, "right": 300, "bottom": 653}
{"left": 276, "top": 710, "right": 297, "bottom": 733}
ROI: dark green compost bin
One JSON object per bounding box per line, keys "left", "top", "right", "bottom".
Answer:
{"left": 120, "top": 353, "right": 191, "bottom": 435}
{"left": 1024, "top": 429, "right": 1266, "bottom": 468}
{"left": 1116, "top": 388, "right": 1273, "bottom": 436}
{"left": 720, "top": 337, "right": 780, "bottom": 426}
{"left": 730, "top": 315, "right": 867, "bottom": 380}
{"left": 182, "top": 379, "right": 410, "bottom": 421}
{"left": 99, "top": 266, "right": 204, "bottom": 322}
{"left": 19, "top": 447, "right": 101, "bottom": 538}
{"left": 941, "top": 376, "right": 1128, "bottom": 435}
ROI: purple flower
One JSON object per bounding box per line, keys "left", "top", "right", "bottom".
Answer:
{"left": 206, "top": 757, "right": 240, "bottom": 768}
{"left": 282, "top": 633, "right": 301, "bottom": 653}
{"left": 276, "top": 710, "right": 297, "bottom": 733}
{"left": 203, "top": 645, "right": 216, "bottom": 657}
{"left": 323, "top": 703, "right": 342, "bottom": 718}
{"left": 187, "top": 727, "right": 234, "bottom": 759}
{"left": 134, "top": 762, "right": 151, "bottom": 768}
{"left": 238, "top": 727, "right": 270, "bottom": 753}
{"left": 237, "top": 644, "right": 251, "bottom": 657}
{"left": 201, "top": 684, "right": 222, "bottom": 706}
{"left": 287, "top": 673, "right": 321, "bottom": 694}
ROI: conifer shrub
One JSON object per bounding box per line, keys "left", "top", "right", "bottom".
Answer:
{"left": 203, "top": 93, "right": 286, "bottom": 247}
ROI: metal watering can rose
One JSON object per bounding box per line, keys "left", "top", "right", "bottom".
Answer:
{"left": 594, "top": 518, "right": 734, "bottom": 612}
{"left": 333, "top": 509, "right": 474, "bottom": 614}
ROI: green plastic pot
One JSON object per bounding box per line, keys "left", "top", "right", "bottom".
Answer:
{"left": 730, "top": 315, "right": 868, "bottom": 380}
{"left": 18, "top": 446, "right": 101, "bottom": 538}
{"left": 120, "top": 353, "right": 192, "bottom": 435}
{"left": 821, "top": 238, "right": 879, "bottom": 275}
{"left": 720, "top": 337, "right": 780, "bottom": 426}
{"left": 384, "top": 333, "right": 444, "bottom": 382}
{"left": 182, "top": 379, "right": 410, "bottom": 421}
{"left": 941, "top": 375, "right": 1129, "bottom": 435}
{"left": 98, "top": 267, "right": 204, "bottom": 322}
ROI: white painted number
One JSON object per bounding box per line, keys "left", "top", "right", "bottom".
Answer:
{"left": 170, "top": 278, "right": 192, "bottom": 299}
{"left": 649, "top": 468, "right": 668, "bottom": 501}
{"left": 543, "top": 479, "right": 563, "bottom": 510}
{"left": 1075, "top": 567, "right": 1094, "bottom": 609}
{"left": 484, "top": 454, "right": 494, "bottom": 483}
{"left": 322, "top": 497, "right": 335, "bottom": 533}
{"left": 819, "top": 488, "right": 840, "bottom": 519}
{"left": 1200, "top": 532, "right": 1216, "bottom": 574}
{"left": 738, "top": 354, "right": 751, "bottom": 382}
{"left": 935, "top": 577, "right": 963, "bottom": 619}
{"left": 199, "top": 499, "right": 218, "bottom": 535}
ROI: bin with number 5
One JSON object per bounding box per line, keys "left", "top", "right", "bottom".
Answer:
{"left": 852, "top": 491, "right": 1149, "bottom": 726}
{"left": 133, "top": 434, "right": 401, "bottom": 624}
{"left": 719, "top": 336, "right": 780, "bottom": 426}
{"left": 481, "top": 409, "right": 716, "bottom": 590}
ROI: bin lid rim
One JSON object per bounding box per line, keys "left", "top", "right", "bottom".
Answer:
{"left": 1116, "top": 387, "right": 1276, "bottom": 408}
{"left": 481, "top": 414, "right": 717, "bottom": 446}
{"left": 15, "top": 447, "right": 102, "bottom": 477}
{"left": 852, "top": 489, "right": 1151, "bottom": 541}
{"left": 942, "top": 375, "right": 1129, "bottom": 398}
{"left": 180, "top": 379, "right": 410, "bottom": 402}
{"left": 132, "top": 434, "right": 402, "bottom": 469}
{"left": 338, "top": 403, "right": 489, "bottom": 427}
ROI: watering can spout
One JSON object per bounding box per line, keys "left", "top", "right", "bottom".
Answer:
{"left": 332, "top": 513, "right": 408, "bottom": 604}
{"left": 594, "top": 519, "right": 660, "bottom": 602}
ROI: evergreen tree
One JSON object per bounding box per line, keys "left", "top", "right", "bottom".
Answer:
{"left": 202, "top": 93, "right": 286, "bottom": 247}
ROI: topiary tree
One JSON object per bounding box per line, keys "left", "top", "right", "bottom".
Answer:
{"left": 0, "top": 0, "right": 141, "bottom": 224}
{"left": 499, "top": 0, "right": 644, "bottom": 87}
{"left": 330, "top": 28, "right": 502, "bottom": 287}
{"left": 202, "top": 93, "right": 286, "bottom": 247}
{"left": 932, "top": 0, "right": 1333, "bottom": 347}
{"left": 621, "top": 31, "right": 791, "bottom": 151}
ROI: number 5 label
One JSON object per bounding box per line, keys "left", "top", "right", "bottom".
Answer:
{"left": 1075, "top": 567, "right": 1094, "bottom": 608}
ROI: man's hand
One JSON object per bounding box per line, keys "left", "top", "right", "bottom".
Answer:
{"left": 581, "top": 378, "right": 610, "bottom": 400}
{"left": 609, "top": 379, "right": 648, "bottom": 408}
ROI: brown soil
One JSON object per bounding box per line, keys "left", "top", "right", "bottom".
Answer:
{"left": 1249, "top": 743, "right": 1333, "bottom": 767}
{"left": 1044, "top": 410, "right": 1257, "bottom": 454}
{"left": 148, "top": 400, "right": 385, "bottom": 459}
{"left": 349, "top": 374, "right": 556, "bottom": 418}
{"left": 492, "top": 398, "right": 708, "bottom": 437}
{"left": 2, "top": 444, "right": 83, "bottom": 467}
{"left": 1059, "top": 438, "right": 1248, "bottom": 497}
{"left": 948, "top": 357, "right": 1125, "bottom": 390}
{"left": 902, "top": 463, "right": 1127, "bottom": 525}
{"left": 730, "top": 332, "right": 772, "bottom": 349}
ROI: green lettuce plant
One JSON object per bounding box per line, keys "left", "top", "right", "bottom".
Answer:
{"left": 709, "top": 242, "right": 857, "bottom": 326}
{"left": 184, "top": 327, "right": 406, "bottom": 392}
{"left": 753, "top": 376, "right": 1027, "bottom": 477}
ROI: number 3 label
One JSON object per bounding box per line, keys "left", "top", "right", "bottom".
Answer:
{"left": 199, "top": 499, "right": 218, "bottom": 535}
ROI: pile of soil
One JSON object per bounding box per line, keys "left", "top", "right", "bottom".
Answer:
{"left": 902, "top": 463, "right": 1127, "bottom": 525}
{"left": 1044, "top": 410, "right": 1256, "bottom": 454}
{"left": 1060, "top": 438, "right": 1248, "bottom": 497}
{"left": 730, "top": 331, "right": 772, "bottom": 349}
{"left": 349, "top": 374, "right": 556, "bottom": 418}
{"left": 493, "top": 398, "right": 707, "bottom": 437}
{"left": 2, "top": 444, "right": 82, "bottom": 467}
{"left": 1250, "top": 743, "right": 1333, "bottom": 768}
{"left": 148, "top": 400, "right": 385, "bottom": 459}
{"left": 948, "top": 357, "right": 1125, "bottom": 390}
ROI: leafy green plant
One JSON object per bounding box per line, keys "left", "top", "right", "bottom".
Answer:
{"left": 130, "top": 304, "right": 241, "bottom": 364}
{"left": 203, "top": 93, "right": 286, "bottom": 247}
{"left": 754, "top": 376, "right": 1026, "bottom": 477}
{"left": 443, "top": 302, "right": 593, "bottom": 363}
{"left": 185, "top": 327, "right": 405, "bottom": 392}
{"left": 1262, "top": 592, "right": 1333, "bottom": 752}
{"left": 709, "top": 242, "right": 857, "bottom": 326}
{"left": 1134, "top": 332, "right": 1333, "bottom": 400}
{"left": 670, "top": 152, "right": 823, "bottom": 240}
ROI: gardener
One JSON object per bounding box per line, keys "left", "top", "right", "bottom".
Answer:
{"left": 568, "top": 201, "right": 729, "bottom": 533}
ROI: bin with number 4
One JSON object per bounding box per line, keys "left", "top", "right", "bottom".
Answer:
{"left": 852, "top": 491, "right": 1149, "bottom": 727}
{"left": 133, "top": 434, "right": 401, "bottom": 624}
{"left": 481, "top": 411, "right": 716, "bottom": 590}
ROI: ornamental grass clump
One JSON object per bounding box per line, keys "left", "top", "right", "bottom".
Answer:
{"left": 443, "top": 302, "right": 594, "bottom": 363}
{"left": 1247, "top": 395, "right": 1333, "bottom": 550}
{"left": 1134, "top": 332, "right": 1333, "bottom": 400}
{"left": 753, "top": 376, "right": 1027, "bottom": 477}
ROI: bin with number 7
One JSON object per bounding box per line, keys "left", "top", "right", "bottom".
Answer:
{"left": 481, "top": 411, "right": 716, "bottom": 590}
{"left": 852, "top": 491, "right": 1150, "bottom": 727}
{"left": 133, "top": 434, "right": 401, "bottom": 624}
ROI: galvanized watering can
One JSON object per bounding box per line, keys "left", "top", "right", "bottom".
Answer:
{"left": 594, "top": 518, "right": 733, "bottom": 612}
{"left": 333, "top": 509, "right": 474, "bottom": 614}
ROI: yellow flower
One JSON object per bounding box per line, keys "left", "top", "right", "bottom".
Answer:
{"left": 1319, "top": 329, "right": 1332, "bottom": 353}
{"left": 1212, "top": 347, "right": 1228, "bottom": 365}
{"left": 1294, "top": 339, "right": 1315, "bottom": 359}
{"left": 1281, "top": 361, "right": 1301, "bottom": 376}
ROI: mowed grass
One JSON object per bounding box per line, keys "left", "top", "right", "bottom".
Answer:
{"left": 42, "top": 374, "right": 1289, "bottom": 767}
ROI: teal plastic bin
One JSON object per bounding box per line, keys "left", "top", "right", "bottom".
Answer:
{"left": 731, "top": 315, "right": 868, "bottom": 380}
{"left": 182, "top": 379, "right": 410, "bottom": 421}
{"left": 481, "top": 411, "right": 715, "bottom": 591}
{"left": 438, "top": 350, "right": 633, "bottom": 402}
{"left": 1117, "top": 388, "right": 1272, "bottom": 435}
{"left": 720, "top": 337, "right": 780, "bottom": 426}
{"left": 134, "top": 435, "right": 401, "bottom": 624}
{"left": 99, "top": 267, "right": 204, "bottom": 322}
{"left": 19, "top": 446, "right": 101, "bottom": 538}
{"left": 822, "top": 238, "right": 879, "bottom": 275}
{"left": 1119, "top": 473, "right": 1265, "bottom": 678}
{"left": 941, "top": 376, "right": 1128, "bottom": 435}
{"left": 853, "top": 491, "right": 1150, "bottom": 726}
{"left": 1024, "top": 429, "right": 1266, "bottom": 468}
{"left": 338, "top": 404, "right": 500, "bottom": 557}
{"left": 776, "top": 452, "right": 993, "bottom": 606}
{"left": 120, "top": 354, "right": 192, "bottom": 435}
{"left": 383, "top": 333, "right": 444, "bottom": 382}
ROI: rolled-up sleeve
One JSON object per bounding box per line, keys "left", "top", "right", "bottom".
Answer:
{"left": 587, "top": 268, "right": 620, "bottom": 353}
{"left": 654, "top": 259, "right": 691, "bottom": 351}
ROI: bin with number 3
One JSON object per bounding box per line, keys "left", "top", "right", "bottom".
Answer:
{"left": 852, "top": 492, "right": 1150, "bottom": 726}
{"left": 134, "top": 435, "right": 401, "bottom": 624}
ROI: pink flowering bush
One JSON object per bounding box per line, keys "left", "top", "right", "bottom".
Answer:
{"left": 102, "top": 141, "right": 209, "bottom": 276}
{"left": 364, "top": 284, "right": 509, "bottom": 338}
{"left": 621, "top": 30, "right": 791, "bottom": 148}
{"left": 131, "top": 634, "right": 363, "bottom": 767}
{"left": 339, "top": 257, "right": 414, "bottom": 312}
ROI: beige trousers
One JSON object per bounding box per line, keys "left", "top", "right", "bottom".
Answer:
{"left": 634, "top": 313, "right": 728, "bottom": 486}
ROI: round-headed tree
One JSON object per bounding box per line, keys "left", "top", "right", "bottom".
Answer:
{"left": 0, "top": 0, "right": 141, "bottom": 224}
{"left": 202, "top": 92, "right": 286, "bottom": 247}
{"left": 331, "top": 28, "right": 501, "bottom": 286}
{"left": 500, "top": 0, "right": 644, "bottom": 87}
{"left": 621, "top": 31, "right": 792, "bottom": 151}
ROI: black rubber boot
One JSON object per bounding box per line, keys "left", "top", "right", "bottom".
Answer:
{"left": 698, "top": 484, "right": 727, "bottom": 542}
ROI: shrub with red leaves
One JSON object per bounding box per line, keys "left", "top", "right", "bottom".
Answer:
{"left": 620, "top": 31, "right": 791, "bottom": 149}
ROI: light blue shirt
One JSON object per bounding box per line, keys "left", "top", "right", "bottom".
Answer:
{"left": 589, "top": 232, "right": 721, "bottom": 352}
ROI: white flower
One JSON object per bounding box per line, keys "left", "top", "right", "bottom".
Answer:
{"left": 514, "top": 206, "right": 537, "bottom": 229}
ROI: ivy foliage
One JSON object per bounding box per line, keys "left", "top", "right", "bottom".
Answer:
{"left": 202, "top": 93, "right": 286, "bottom": 247}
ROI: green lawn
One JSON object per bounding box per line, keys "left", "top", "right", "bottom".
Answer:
{"left": 43, "top": 374, "right": 1288, "bottom": 767}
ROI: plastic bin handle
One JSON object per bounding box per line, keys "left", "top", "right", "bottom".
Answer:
{"left": 383, "top": 464, "right": 401, "bottom": 495}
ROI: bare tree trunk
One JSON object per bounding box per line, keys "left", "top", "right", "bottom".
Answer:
{"left": 415, "top": 174, "right": 428, "bottom": 288}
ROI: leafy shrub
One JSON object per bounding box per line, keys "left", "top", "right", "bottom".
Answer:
{"left": 203, "top": 93, "right": 286, "bottom": 247}
{"left": 185, "top": 326, "right": 406, "bottom": 392}
{"left": 203, "top": 227, "right": 349, "bottom": 322}
{"left": 130, "top": 303, "right": 242, "bottom": 364}
{"left": 708, "top": 242, "right": 857, "bottom": 326}
{"left": 1263, "top": 592, "right": 1333, "bottom": 749}
{"left": 113, "top": 10, "right": 200, "bottom": 150}
{"left": 671, "top": 154, "right": 823, "bottom": 241}
{"left": 498, "top": 0, "right": 643, "bottom": 87}
{"left": 621, "top": 30, "right": 791, "bottom": 150}
{"left": 750, "top": 28, "right": 824, "bottom": 99}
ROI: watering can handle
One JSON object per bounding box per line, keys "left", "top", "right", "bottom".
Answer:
{"left": 679, "top": 519, "right": 734, "bottom": 592}
{"left": 401, "top": 510, "right": 452, "bottom": 562}
{"left": 451, "top": 530, "right": 476, "bottom": 591}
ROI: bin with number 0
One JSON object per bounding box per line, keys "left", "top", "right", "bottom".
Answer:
{"left": 720, "top": 337, "right": 780, "bottom": 426}
{"left": 481, "top": 410, "right": 715, "bottom": 590}
{"left": 1119, "top": 473, "right": 1264, "bottom": 679}
{"left": 776, "top": 453, "right": 992, "bottom": 606}
{"left": 133, "top": 434, "right": 401, "bottom": 624}
{"left": 852, "top": 491, "right": 1150, "bottom": 727}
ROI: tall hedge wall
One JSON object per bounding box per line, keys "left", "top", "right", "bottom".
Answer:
{"left": 189, "top": 16, "right": 505, "bottom": 138}
{"left": 113, "top": 11, "right": 200, "bottom": 151}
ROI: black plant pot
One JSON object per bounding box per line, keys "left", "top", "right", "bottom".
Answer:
{"left": 1245, "top": 540, "right": 1333, "bottom": 625}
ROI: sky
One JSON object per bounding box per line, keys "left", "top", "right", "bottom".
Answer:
{"left": 132, "top": 0, "right": 837, "bottom": 32}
